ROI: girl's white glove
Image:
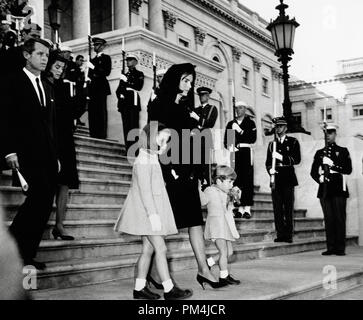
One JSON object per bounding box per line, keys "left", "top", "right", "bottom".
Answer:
{"left": 149, "top": 214, "right": 162, "bottom": 232}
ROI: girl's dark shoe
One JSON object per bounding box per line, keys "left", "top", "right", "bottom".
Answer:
{"left": 52, "top": 227, "right": 75, "bottom": 241}
{"left": 133, "top": 287, "right": 161, "bottom": 300}
{"left": 146, "top": 274, "right": 163, "bottom": 290}
{"left": 164, "top": 286, "right": 193, "bottom": 300}
{"left": 196, "top": 274, "right": 228, "bottom": 290}
{"left": 219, "top": 275, "right": 241, "bottom": 286}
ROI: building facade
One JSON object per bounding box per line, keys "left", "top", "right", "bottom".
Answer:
{"left": 290, "top": 58, "right": 363, "bottom": 140}
{"left": 29, "top": 0, "right": 284, "bottom": 147}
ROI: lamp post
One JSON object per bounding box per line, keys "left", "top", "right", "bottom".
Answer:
{"left": 267, "top": 0, "right": 310, "bottom": 134}
{"left": 48, "top": 0, "right": 61, "bottom": 46}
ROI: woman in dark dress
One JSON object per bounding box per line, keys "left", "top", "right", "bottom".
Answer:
{"left": 43, "top": 52, "right": 79, "bottom": 240}
{"left": 149, "top": 63, "right": 225, "bottom": 288}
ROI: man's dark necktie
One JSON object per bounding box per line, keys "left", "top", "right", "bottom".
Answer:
{"left": 35, "top": 77, "right": 45, "bottom": 107}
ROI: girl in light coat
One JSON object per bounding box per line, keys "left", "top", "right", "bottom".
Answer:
{"left": 114, "top": 122, "right": 192, "bottom": 300}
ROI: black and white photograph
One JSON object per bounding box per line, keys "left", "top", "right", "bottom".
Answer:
{"left": 1, "top": 0, "right": 363, "bottom": 309}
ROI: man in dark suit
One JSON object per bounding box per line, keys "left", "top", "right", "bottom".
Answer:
{"left": 191, "top": 87, "right": 218, "bottom": 185}
{"left": 88, "top": 37, "right": 112, "bottom": 139}
{"left": 224, "top": 101, "right": 257, "bottom": 219}
{"left": 1, "top": 37, "right": 59, "bottom": 270}
{"left": 116, "top": 53, "right": 144, "bottom": 151}
{"left": 310, "top": 124, "right": 352, "bottom": 256}
{"left": 265, "top": 117, "right": 301, "bottom": 243}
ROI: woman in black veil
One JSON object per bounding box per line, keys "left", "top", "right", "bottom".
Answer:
{"left": 149, "top": 63, "right": 226, "bottom": 288}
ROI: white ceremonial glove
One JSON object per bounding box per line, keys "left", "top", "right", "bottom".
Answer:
{"left": 323, "top": 156, "right": 334, "bottom": 167}
{"left": 228, "top": 145, "right": 239, "bottom": 153}
{"left": 232, "top": 123, "right": 243, "bottom": 134}
{"left": 272, "top": 151, "right": 283, "bottom": 161}
{"left": 269, "top": 168, "right": 277, "bottom": 175}
{"left": 190, "top": 111, "right": 200, "bottom": 121}
{"left": 86, "top": 61, "right": 95, "bottom": 70}
{"left": 149, "top": 214, "right": 162, "bottom": 232}
{"left": 319, "top": 175, "right": 325, "bottom": 183}
{"left": 119, "top": 74, "right": 128, "bottom": 82}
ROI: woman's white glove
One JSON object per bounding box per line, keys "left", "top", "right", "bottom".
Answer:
{"left": 149, "top": 214, "right": 162, "bottom": 232}
{"left": 319, "top": 175, "right": 325, "bottom": 183}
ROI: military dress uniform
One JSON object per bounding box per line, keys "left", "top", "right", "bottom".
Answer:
{"left": 192, "top": 87, "right": 218, "bottom": 184}
{"left": 265, "top": 120, "right": 301, "bottom": 242}
{"left": 224, "top": 114, "right": 257, "bottom": 210}
{"left": 116, "top": 58, "right": 144, "bottom": 151}
{"left": 88, "top": 38, "right": 112, "bottom": 139}
{"left": 310, "top": 132, "right": 352, "bottom": 255}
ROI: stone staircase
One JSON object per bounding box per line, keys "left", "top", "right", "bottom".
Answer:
{"left": 0, "top": 127, "right": 358, "bottom": 291}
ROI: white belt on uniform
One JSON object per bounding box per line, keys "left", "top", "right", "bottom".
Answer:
{"left": 329, "top": 169, "right": 347, "bottom": 192}
{"left": 236, "top": 143, "right": 253, "bottom": 166}
{"left": 126, "top": 87, "right": 138, "bottom": 106}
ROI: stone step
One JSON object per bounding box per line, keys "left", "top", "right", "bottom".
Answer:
{"left": 0, "top": 171, "right": 131, "bottom": 193}
{"left": 78, "top": 179, "right": 131, "bottom": 193}
{"left": 31, "top": 236, "right": 358, "bottom": 291}
{"left": 4, "top": 204, "right": 122, "bottom": 221}
{"left": 77, "top": 158, "right": 132, "bottom": 172}
{"left": 3, "top": 203, "right": 306, "bottom": 225}
{"left": 78, "top": 167, "right": 132, "bottom": 181}
{"left": 76, "top": 150, "right": 132, "bottom": 164}
{"left": 0, "top": 186, "right": 127, "bottom": 206}
{"left": 74, "top": 139, "right": 125, "bottom": 157}
{"left": 236, "top": 217, "right": 324, "bottom": 231}
{"left": 4, "top": 217, "right": 323, "bottom": 240}
{"left": 35, "top": 227, "right": 327, "bottom": 264}
{"left": 74, "top": 135, "right": 122, "bottom": 149}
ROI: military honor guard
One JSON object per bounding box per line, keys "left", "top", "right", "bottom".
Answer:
{"left": 88, "top": 37, "right": 112, "bottom": 139}
{"left": 265, "top": 117, "right": 301, "bottom": 243}
{"left": 191, "top": 87, "right": 218, "bottom": 185}
{"left": 310, "top": 124, "right": 352, "bottom": 256}
{"left": 116, "top": 53, "right": 145, "bottom": 151}
{"left": 224, "top": 101, "right": 257, "bottom": 219}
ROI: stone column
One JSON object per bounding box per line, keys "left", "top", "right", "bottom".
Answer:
{"left": 114, "top": 0, "right": 129, "bottom": 29}
{"left": 232, "top": 46, "right": 242, "bottom": 120}
{"left": 73, "top": 0, "right": 90, "bottom": 39}
{"left": 252, "top": 57, "right": 263, "bottom": 146}
{"left": 28, "top": 0, "right": 44, "bottom": 37}
{"left": 148, "top": 0, "right": 163, "bottom": 35}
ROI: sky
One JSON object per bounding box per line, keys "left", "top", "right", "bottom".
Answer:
{"left": 239, "top": 0, "right": 363, "bottom": 81}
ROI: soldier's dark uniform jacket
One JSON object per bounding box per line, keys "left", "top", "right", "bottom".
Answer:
{"left": 310, "top": 143, "right": 352, "bottom": 198}
{"left": 193, "top": 104, "right": 218, "bottom": 129}
{"left": 224, "top": 116, "right": 257, "bottom": 149}
{"left": 265, "top": 136, "right": 301, "bottom": 187}
{"left": 224, "top": 116, "right": 257, "bottom": 206}
{"left": 116, "top": 68, "right": 144, "bottom": 111}
{"left": 89, "top": 53, "right": 112, "bottom": 95}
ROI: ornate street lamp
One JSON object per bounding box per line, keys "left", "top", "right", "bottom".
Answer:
{"left": 267, "top": 0, "right": 310, "bottom": 134}
{"left": 48, "top": 0, "right": 61, "bottom": 45}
